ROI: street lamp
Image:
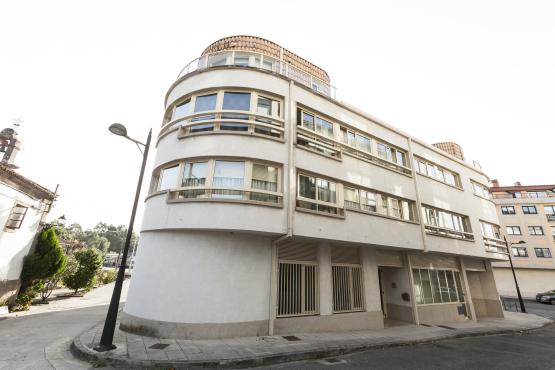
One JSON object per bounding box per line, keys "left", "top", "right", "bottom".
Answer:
{"left": 503, "top": 236, "right": 526, "bottom": 313}
{"left": 94, "top": 124, "right": 152, "bottom": 352}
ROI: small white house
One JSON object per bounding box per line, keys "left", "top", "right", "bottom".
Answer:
{"left": 0, "top": 163, "right": 56, "bottom": 305}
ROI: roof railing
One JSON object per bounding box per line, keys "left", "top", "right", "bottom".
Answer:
{"left": 176, "top": 50, "right": 336, "bottom": 99}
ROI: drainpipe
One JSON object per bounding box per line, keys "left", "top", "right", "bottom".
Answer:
{"left": 458, "top": 257, "right": 477, "bottom": 322}
{"left": 268, "top": 80, "right": 296, "bottom": 336}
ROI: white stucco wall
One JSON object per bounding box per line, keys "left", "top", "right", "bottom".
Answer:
{"left": 0, "top": 184, "right": 43, "bottom": 282}
{"left": 124, "top": 230, "right": 272, "bottom": 323}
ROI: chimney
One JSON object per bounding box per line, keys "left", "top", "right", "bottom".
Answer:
{"left": 0, "top": 128, "right": 20, "bottom": 169}
{"left": 491, "top": 179, "right": 499, "bottom": 187}
{"left": 514, "top": 181, "right": 521, "bottom": 186}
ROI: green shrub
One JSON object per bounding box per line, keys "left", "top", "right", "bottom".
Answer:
{"left": 12, "top": 227, "right": 67, "bottom": 311}
{"left": 101, "top": 270, "right": 117, "bottom": 284}
{"left": 62, "top": 248, "right": 102, "bottom": 294}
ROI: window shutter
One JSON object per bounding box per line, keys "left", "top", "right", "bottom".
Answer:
{"left": 278, "top": 242, "right": 317, "bottom": 261}
{"left": 331, "top": 246, "right": 360, "bottom": 264}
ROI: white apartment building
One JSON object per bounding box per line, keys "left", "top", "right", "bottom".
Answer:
{"left": 123, "top": 35, "right": 508, "bottom": 339}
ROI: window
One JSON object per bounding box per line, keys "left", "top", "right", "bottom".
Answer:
{"left": 222, "top": 92, "right": 251, "bottom": 111}
{"left": 414, "top": 157, "right": 461, "bottom": 188}
{"left": 297, "top": 174, "right": 340, "bottom": 215}
{"left": 501, "top": 206, "right": 516, "bottom": 215}
{"left": 212, "top": 161, "right": 245, "bottom": 198}
{"left": 512, "top": 192, "right": 522, "bottom": 198}
{"left": 256, "top": 96, "right": 280, "bottom": 118}
{"left": 172, "top": 99, "right": 191, "bottom": 120}
{"left": 535, "top": 248, "right": 552, "bottom": 258}
{"left": 277, "top": 262, "right": 318, "bottom": 316}
{"left": 157, "top": 159, "right": 282, "bottom": 205}
{"left": 551, "top": 226, "right": 555, "bottom": 237}
{"left": 5, "top": 204, "right": 28, "bottom": 230}
{"left": 528, "top": 226, "right": 544, "bottom": 235}
{"left": 421, "top": 206, "right": 473, "bottom": 240}
{"left": 192, "top": 93, "right": 217, "bottom": 125}
{"left": 157, "top": 165, "right": 180, "bottom": 191}
{"left": 528, "top": 191, "right": 548, "bottom": 198}
{"left": 472, "top": 182, "right": 491, "bottom": 199}
{"left": 297, "top": 108, "right": 335, "bottom": 139}
{"left": 522, "top": 206, "right": 537, "bottom": 214}
{"left": 544, "top": 206, "right": 555, "bottom": 220}
{"left": 480, "top": 221, "right": 500, "bottom": 239}
{"left": 346, "top": 191, "right": 414, "bottom": 220}
{"left": 251, "top": 164, "right": 279, "bottom": 203}
{"left": 341, "top": 128, "right": 356, "bottom": 147}
{"left": 412, "top": 269, "right": 464, "bottom": 305}
{"left": 344, "top": 187, "right": 359, "bottom": 209}
{"left": 299, "top": 111, "right": 315, "bottom": 131}
{"left": 512, "top": 247, "right": 528, "bottom": 257}
{"left": 506, "top": 226, "right": 522, "bottom": 235}
{"left": 315, "top": 117, "right": 334, "bottom": 138}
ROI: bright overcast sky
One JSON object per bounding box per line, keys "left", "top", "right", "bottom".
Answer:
{"left": 1, "top": 0, "right": 554, "bottom": 229}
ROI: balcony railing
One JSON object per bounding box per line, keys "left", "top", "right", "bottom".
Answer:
{"left": 176, "top": 50, "right": 336, "bottom": 99}
{"left": 483, "top": 236, "right": 509, "bottom": 255}
{"left": 167, "top": 187, "right": 283, "bottom": 206}
{"left": 424, "top": 225, "right": 474, "bottom": 241}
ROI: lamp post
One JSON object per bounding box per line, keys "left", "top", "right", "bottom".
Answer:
{"left": 503, "top": 236, "right": 526, "bottom": 313}
{"left": 94, "top": 124, "right": 152, "bottom": 352}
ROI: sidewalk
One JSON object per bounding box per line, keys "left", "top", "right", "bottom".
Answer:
{"left": 2, "top": 280, "right": 129, "bottom": 318}
{"left": 72, "top": 312, "right": 552, "bottom": 369}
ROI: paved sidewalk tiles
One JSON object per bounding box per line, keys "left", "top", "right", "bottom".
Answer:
{"left": 71, "top": 311, "right": 552, "bottom": 369}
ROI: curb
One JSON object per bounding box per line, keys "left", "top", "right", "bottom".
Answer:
{"left": 71, "top": 319, "right": 554, "bottom": 369}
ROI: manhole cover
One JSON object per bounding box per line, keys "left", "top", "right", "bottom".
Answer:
{"left": 149, "top": 343, "right": 170, "bottom": 350}
{"left": 282, "top": 335, "right": 301, "bottom": 341}
{"left": 436, "top": 325, "right": 457, "bottom": 330}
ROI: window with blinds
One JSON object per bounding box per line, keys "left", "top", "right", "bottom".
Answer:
{"left": 5, "top": 203, "right": 28, "bottom": 230}
{"left": 331, "top": 246, "right": 364, "bottom": 313}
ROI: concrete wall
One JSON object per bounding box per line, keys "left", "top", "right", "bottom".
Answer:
{"left": 123, "top": 230, "right": 272, "bottom": 338}
{"left": 381, "top": 266, "right": 413, "bottom": 322}
{"left": 493, "top": 267, "right": 555, "bottom": 298}
{"left": 467, "top": 265, "right": 504, "bottom": 318}
{"left": 417, "top": 303, "right": 467, "bottom": 323}
{"left": 0, "top": 184, "right": 44, "bottom": 304}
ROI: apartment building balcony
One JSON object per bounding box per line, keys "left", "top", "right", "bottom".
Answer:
{"left": 175, "top": 50, "right": 336, "bottom": 99}
{"left": 483, "top": 236, "right": 509, "bottom": 255}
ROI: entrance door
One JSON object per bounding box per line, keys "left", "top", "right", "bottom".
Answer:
{"left": 378, "top": 268, "right": 387, "bottom": 318}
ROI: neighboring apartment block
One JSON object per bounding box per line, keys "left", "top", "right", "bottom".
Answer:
{"left": 123, "top": 35, "right": 508, "bottom": 339}
{"left": 490, "top": 181, "right": 555, "bottom": 298}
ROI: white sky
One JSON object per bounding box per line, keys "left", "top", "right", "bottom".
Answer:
{"left": 1, "top": 0, "right": 554, "bottom": 229}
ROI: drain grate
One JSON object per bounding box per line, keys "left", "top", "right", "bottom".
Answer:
{"left": 436, "top": 325, "right": 457, "bottom": 330}
{"left": 282, "top": 335, "right": 301, "bottom": 341}
{"left": 149, "top": 343, "right": 170, "bottom": 350}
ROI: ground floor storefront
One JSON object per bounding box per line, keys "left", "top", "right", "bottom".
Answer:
{"left": 122, "top": 231, "right": 504, "bottom": 339}
{"left": 493, "top": 267, "right": 555, "bottom": 298}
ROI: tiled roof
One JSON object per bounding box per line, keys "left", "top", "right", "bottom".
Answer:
{"left": 0, "top": 163, "right": 57, "bottom": 200}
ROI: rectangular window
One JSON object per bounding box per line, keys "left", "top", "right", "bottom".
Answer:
{"left": 394, "top": 150, "right": 406, "bottom": 166}
{"left": 194, "top": 93, "right": 217, "bottom": 112}
{"left": 361, "top": 190, "right": 377, "bottom": 212}
{"left": 552, "top": 226, "right": 555, "bottom": 237}
{"left": 506, "top": 226, "right": 522, "bottom": 235}
{"left": 157, "top": 165, "right": 180, "bottom": 191}
{"left": 480, "top": 221, "right": 500, "bottom": 239}
{"left": 544, "top": 206, "right": 555, "bottom": 220}
{"left": 297, "top": 174, "right": 340, "bottom": 215}
{"left": 501, "top": 206, "right": 516, "bottom": 215}
{"left": 413, "top": 268, "right": 463, "bottom": 305}
{"left": 182, "top": 162, "right": 208, "bottom": 187}
{"left": 5, "top": 204, "right": 28, "bottom": 230}
{"left": 356, "top": 134, "right": 371, "bottom": 153}
{"left": 376, "top": 143, "right": 388, "bottom": 160}
{"left": 344, "top": 187, "right": 360, "bottom": 209}
{"left": 340, "top": 128, "right": 356, "bottom": 147}
{"left": 414, "top": 157, "right": 461, "bottom": 187}
{"left": 528, "top": 191, "right": 548, "bottom": 198}
{"left": 212, "top": 160, "right": 245, "bottom": 189}
{"left": 256, "top": 96, "right": 277, "bottom": 117}
{"left": 250, "top": 163, "right": 278, "bottom": 203}
{"left": 528, "top": 226, "right": 544, "bottom": 235}
{"left": 315, "top": 117, "right": 334, "bottom": 138}
{"left": 535, "top": 248, "right": 552, "bottom": 258}
{"left": 222, "top": 92, "right": 251, "bottom": 111}
{"left": 172, "top": 99, "right": 191, "bottom": 120}
{"left": 522, "top": 206, "right": 537, "bottom": 214}
{"left": 277, "top": 262, "right": 318, "bottom": 316}
{"left": 388, "top": 198, "right": 401, "bottom": 218}
{"left": 512, "top": 247, "right": 528, "bottom": 257}
{"left": 422, "top": 206, "right": 472, "bottom": 239}
{"left": 472, "top": 182, "right": 491, "bottom": 198}
{"left": 513, "top": 192, "right": 522, "bottom": 198}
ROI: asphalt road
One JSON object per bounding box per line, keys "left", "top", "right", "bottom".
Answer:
{"left": 260, "top": 300, "right": 555, "bottom": 370}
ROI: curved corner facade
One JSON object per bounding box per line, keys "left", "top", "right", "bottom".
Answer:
{"left": 123, "top": 36, "right": 508, "bottom": 339}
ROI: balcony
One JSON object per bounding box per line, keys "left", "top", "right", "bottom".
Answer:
{"left": 483, "top": 236, "right": 509, "bottom": 255}
{"left": 424, "top": 225, "right": 474, "bottom": 241}
{"left": 176, "top": 50, "right": 336, "bottom": 99}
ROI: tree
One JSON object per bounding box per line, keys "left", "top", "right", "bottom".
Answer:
{"left": 93, "top": 222, "right": 137, "bottom": 253}
{"left": 13, "top": 228, "right": 67, "bottom": 310}
{"left": 62, "top": 248, "right": 102, "bottom": 294}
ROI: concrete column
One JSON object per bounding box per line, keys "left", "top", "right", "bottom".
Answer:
{"left": 361, "top": 248, "right": 381, "bottom": 312}
{"left": 318, "top": 243, "right": 333, "bottom": 316}
{"left": 458, "top": 257, "right": 478, "bottom": 322}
